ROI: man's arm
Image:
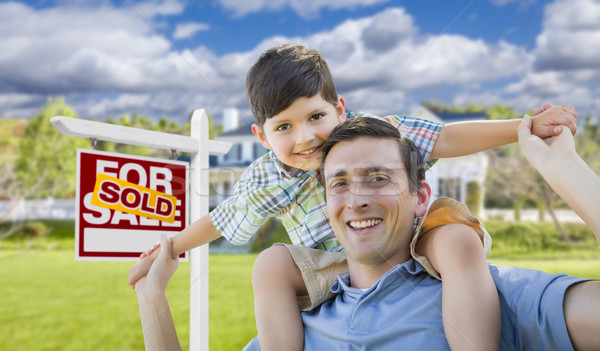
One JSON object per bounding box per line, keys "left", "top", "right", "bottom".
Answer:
{"left": 430, "top": 105, "right": 577, "bottom": 159}
{"left": 517, "top": 114, "right": 600, "bottom": 351}
{"left": 135, "top": 234, "right": 182, "bottom": 351}
{"left": 517, "top": 115, "right": 600, "bottom": 237}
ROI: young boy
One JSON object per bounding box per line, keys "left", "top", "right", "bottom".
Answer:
{"left": 128, "top": 44, "right": 578, "bottom": 350}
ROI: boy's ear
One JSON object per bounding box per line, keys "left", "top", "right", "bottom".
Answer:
{"left": 414, "top": 180, "right": 431, "bottom": 218}
{"left": 336, "top": 96, "right": 346, "bottom": 123}
{"left": 251, "top": 124, "right": 272, "bottom": 150}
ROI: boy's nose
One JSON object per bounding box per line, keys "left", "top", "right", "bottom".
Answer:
{"left": 296, "top": 126, "right": 315, "bottom": 144}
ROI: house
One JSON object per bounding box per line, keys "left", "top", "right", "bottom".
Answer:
{"left": 209, "top": 109, "right": 268, "bottom": 207}
{"left": 209, "top": 107, "right": 488, "bottom": 215}
{"left": 410, "top": 106, "right": 488, "bottom": 216}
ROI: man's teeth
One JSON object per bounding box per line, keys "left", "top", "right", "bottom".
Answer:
{"left": 349, "top": 219, "right": 382, "bottom": 229}
{"left": 298, "top": 147, "right": 318, "bottom": 155}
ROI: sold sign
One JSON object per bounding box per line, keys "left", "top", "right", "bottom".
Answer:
{"left": 76, "top": 149, "right": 188, "bottom": 261}
{"left": 92, "top": 173, "right": 177, "bottom": 223}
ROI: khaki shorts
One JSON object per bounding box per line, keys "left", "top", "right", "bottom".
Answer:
{"left": 280, "top": 197, "right": 492, "bottom": 311}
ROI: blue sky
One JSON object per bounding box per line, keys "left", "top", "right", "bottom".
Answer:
{"left": 2, "top": 0, "right": 600, "bottom": 125}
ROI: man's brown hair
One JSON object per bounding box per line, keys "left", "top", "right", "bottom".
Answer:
{"left": 320, "top": 118, "right": 425, "bottom": 193}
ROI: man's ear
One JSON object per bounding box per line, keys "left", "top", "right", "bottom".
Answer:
{"left": 414, "top": 180, "right": 431, "bottom": 218}
{"left": 336, "top": 95, "right": 346, "bottom": 123}
{"left": 251, "top": 123, "right": 272, "bottom": 150}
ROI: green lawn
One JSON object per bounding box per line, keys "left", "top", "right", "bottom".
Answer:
{"left": 3, "top": 249, "right": 600, "bottom": 351}
{"left": 0, "top": 249, "right": 257, "bottom": 351}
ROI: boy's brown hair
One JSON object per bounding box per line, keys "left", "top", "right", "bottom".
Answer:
{"left": 246, "top": 44, "right": 338, "bottom": 127}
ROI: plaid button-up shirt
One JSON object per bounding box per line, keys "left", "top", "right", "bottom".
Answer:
{"left": 210, "top": 111, "right": 443, "bottom": 251}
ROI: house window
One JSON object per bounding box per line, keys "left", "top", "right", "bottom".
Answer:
{"left": 438, "top": 178, "right": 462, "bottom": 201}
{"left": 222, "top": 181, "right": 232, "bottom": 196}
{"left": 225, "top": 144, "right": 241, "bottom": 162}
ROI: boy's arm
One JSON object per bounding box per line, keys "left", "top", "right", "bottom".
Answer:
{"left": 171, "top": 214, "right": 222, "bottom": 257}
{"left": 430, "top": 105, "right": 577, "bottom": 158}
{"left": 128, "top": 213, "right": 221, "bottom": 287}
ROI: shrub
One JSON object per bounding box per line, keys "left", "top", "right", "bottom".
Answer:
{"left": 23, "top": 221, "right": 48, "bottom": 237}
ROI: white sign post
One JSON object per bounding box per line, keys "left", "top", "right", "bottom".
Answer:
{"left": 52, "top": 109, "right": 231, "bottom": 351}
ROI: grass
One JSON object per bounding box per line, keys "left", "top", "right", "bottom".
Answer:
{"left": 0, "top": 249, "right": 257, "bottom": 351}
{"left": 2, "top": 219, "right": 600, "bottom": 350}
{"left": 3, "top": 250, "right": 600, "bottom": 351}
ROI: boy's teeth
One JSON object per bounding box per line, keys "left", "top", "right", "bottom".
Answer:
{"left": 349, "top": 219, "right": 382, "bottom": 229}
{"left": 298, "top": 147, "right": 318, "bottom": 155}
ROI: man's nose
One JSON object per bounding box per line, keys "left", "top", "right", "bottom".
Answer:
{"left": 347, "top": 183, "right": 370, "bottom": 210}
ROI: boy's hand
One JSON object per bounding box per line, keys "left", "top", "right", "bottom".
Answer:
{"left": 532, "top": 101, "right": 553, "bottom": 116}
{"left": 134, "top": 234, "right": 179, "bottom": 294}
{"left": 128, "top": 246, "right": 160, "bottom": 289}
{"left": 140, "top": 241, "right": 160, "bottom": 260}
{"left": 530, "top": 104, "right": 577, "bottom": 138}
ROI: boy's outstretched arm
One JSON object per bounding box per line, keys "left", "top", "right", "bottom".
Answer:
{"left": 430, "top": 105, "right": 577, "bottom": 158}
{"left": 128, "top": 213, "right": 221, "bottom": 288}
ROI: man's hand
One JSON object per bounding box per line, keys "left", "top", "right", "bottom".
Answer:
{"left": 530, "top": 104, "right": 577, "bottom": 138}
{"left": 128, "top": 250, "right": 157, "bottom": 289}
{"left": 517, "top": 114, "right": 577, "bottom": 173}
{"left": 128, "top": 240, "right": 165, "bottom": 289}
{"left": 134, "top": 234, "right": 179, "bottom": 295}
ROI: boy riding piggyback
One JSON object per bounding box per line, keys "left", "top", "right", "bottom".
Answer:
{"left": 129, "top": 44, "right": 578, "bottom": 351}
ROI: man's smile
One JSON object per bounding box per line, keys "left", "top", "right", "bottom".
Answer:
{"left": 347, "top": 218, "right": 383, "bottom": 230}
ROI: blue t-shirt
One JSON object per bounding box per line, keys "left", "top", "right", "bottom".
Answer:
{"left": 244, "top": 259, "right": 586, "bottom": 350}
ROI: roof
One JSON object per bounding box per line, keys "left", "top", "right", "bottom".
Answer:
{"left": 410, "top": 106, "right": 487, "bottom": 123}
{"left": 216, "top": 122, "right": 255, "bottom": 141}
{"left": 435, "top": 111, "right": 488, "bottom": 123}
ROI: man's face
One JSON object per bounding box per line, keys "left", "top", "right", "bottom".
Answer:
{"left": 323, "top": 137, "right": 429, "bottom": 268}
{"left": 252, "top": 94, "right": 346, "bottom": 173}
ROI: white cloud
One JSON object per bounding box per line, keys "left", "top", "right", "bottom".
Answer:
{"left": 0, "top": 1, "right": 227, "bottom": 120}
{"left": 173, "top": 22, "right": 210, "bottom": 39}
{"left": 3, "top": 1, "right": 597, "bottom": 123}
{"left": 488, "top": 0, "right": 537, "bottom": 9}
{"left": 489, "top": 0, "right": 520, "bottom": 6}
{"left": 132, "top": 0, "right": 185, "bottom": 17}
{"left": 492, "top": 0, "right": 600, "bottom": 115}
{"left": 534, "top": 0, "right": 600, "bottom": 70}
{"left": 288, "top": 10, "right": 531, "bottom": 112}
{"left": 0, "top": 2, "right": 539, "bottom": 121}
{"left": 87, "top": 94, "right": 152, "bottom": 117}
{"left": 217, "top": 0, "right": 389, "bottom": 18}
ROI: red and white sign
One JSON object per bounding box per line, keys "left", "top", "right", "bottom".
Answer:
{"left": 76, "top": 149, "right": 188, "bottom": 261}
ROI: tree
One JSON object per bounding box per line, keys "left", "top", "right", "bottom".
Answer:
{"left": 15, "top": 97, "right": 89, "bottom": 199}
{"left": 486, "top": 104, "right": 520, "bottom": 121}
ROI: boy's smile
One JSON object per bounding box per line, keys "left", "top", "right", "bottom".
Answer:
{"left": 252, "top": 94, "right": 346, "bottom": 173}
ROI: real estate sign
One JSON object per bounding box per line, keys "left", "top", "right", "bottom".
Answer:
{"left": 76, "top": 149, "right": 188, "bottom": 261}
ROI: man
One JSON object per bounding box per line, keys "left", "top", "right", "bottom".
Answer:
{"left": 135, "top": 114, "right": 600, "bottom": 350}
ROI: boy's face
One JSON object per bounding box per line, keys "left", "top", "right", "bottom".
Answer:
{"left": 252, "top": 94, "right": 346, "bottom": 172}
